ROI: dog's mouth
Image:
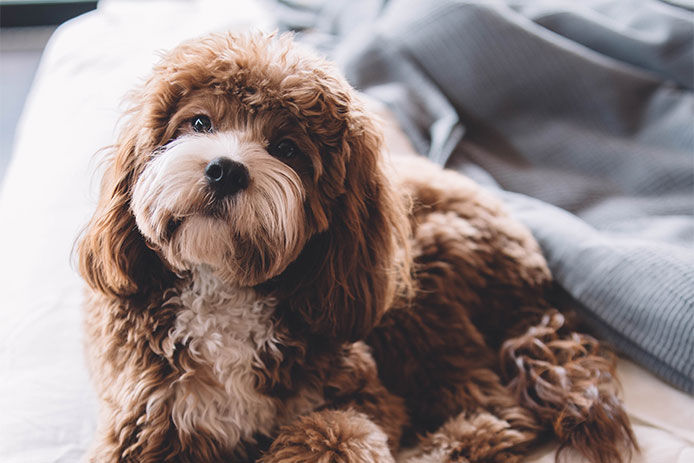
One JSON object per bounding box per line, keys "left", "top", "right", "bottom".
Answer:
{"left": 203, "top": 197, "right": 228, "bottom": 219}
{"left": 163, "top": 200, "right": 230, "bottom": 242}
{"left": 164, "top": 217, "right": 184, "bottom": 241}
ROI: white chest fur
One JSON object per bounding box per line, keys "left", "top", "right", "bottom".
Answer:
{"left": 159, "top": 266, "right": 281, "bottom": 448}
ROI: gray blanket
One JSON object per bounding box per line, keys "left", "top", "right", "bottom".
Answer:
{"left": 272, "top": 0, "right": 694, "bottom": 393}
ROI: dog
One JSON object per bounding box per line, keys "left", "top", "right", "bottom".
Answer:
{"left": 77, "top": 31, "right": 637, "bottom": 463}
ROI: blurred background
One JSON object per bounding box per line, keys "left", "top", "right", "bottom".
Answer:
{"left": 0, "top": 0, "right": 96, "bottom": 183}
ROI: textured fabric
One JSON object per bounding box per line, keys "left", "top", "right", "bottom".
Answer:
{"left": 275, "top": 0, "right": 694, "bottom": 392}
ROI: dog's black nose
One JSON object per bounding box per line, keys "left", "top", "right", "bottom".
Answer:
{"left": 205, "top": 157, "right": 250, "bottom": 197}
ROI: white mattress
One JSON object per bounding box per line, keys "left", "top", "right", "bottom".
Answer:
{"left": 0, "top": 1, "right": 691, "bottom": 462}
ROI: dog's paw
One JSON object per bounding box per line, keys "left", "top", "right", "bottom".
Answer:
{"left": 262, "top": 409, "right": 394, "bottom": 463}
{"left": 398, "top": 410, "right": 533, "bottom": 463}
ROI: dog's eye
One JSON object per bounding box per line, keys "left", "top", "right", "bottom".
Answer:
{"left": 270, "top": 139, "right": 300, "bottom": 159}
{"left": 191, "top": 115, "right": 213, "bottom": 133}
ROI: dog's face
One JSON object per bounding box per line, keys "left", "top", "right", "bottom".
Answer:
{"left": 129, "top": 86, "right": 315, "bottom": 287}
{"left": 79, "top": 33, "right": 409, "bottom": 340}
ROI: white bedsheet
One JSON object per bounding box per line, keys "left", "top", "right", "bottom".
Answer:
{"left": 0, "top": 1, "right": 691, "bottom": 462}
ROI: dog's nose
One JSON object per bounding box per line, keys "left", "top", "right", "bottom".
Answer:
{"left": 205, "top": 157, "right": 250, "bottom": 197}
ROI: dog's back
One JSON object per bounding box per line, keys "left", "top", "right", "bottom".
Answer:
{"left": 368, "top": 155, "right": 636, "bottom": 462}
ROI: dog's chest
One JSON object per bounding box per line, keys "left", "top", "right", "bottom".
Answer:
{"left": 160, "top": 267, "right": 284, "bottom": 447}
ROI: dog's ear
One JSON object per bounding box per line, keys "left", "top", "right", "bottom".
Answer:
{"left": 288, "top": 107, "right": 411, "bottom": 342}
{"left": 77, "top": 126, "right": 170, "bottom": 298}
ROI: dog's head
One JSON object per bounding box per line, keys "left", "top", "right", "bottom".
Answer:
{"left": 78, "top": 32, "right": 410, "bottom": 341}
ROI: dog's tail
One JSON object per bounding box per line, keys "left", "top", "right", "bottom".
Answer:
{"left": 500, "top": 310, "right": 638, "bottom": 463}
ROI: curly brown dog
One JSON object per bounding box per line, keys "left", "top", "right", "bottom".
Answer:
{"left": 77, "top": 31, "right": 637, "bottom": 463}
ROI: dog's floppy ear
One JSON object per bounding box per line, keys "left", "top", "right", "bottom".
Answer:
{"left": 77, "top": 127, "right": 170, "bottom": 298}
{"left": 287, "top": 107, "right": 411, "bottom": 342}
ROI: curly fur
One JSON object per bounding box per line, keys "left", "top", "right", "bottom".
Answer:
{"left": 77, "top": 31, "right": 637, "bottom": 462}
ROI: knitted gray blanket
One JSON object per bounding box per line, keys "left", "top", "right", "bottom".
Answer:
{"left": 273, "top": 0, "right": 694, "bottom": 393}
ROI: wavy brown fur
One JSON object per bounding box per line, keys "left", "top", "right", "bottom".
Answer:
{"left": 501, "top": 310, "right": 638, "bottom": 463}
{"left": 78, "top": 31, "right": 636, "bottom": 462}
{"left": 368, "top": 156, "right": 637, "bottom": 462}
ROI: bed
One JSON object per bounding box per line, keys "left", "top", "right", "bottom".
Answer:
{"left": 0, "top": 1, "right": 691, "bottom": 461}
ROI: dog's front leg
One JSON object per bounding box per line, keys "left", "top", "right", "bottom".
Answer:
{"left": 261, "top": 342, "right": 407, "bottom": 463}
{"left": 261, "top": 409, "right": 394, "bottom": 463}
